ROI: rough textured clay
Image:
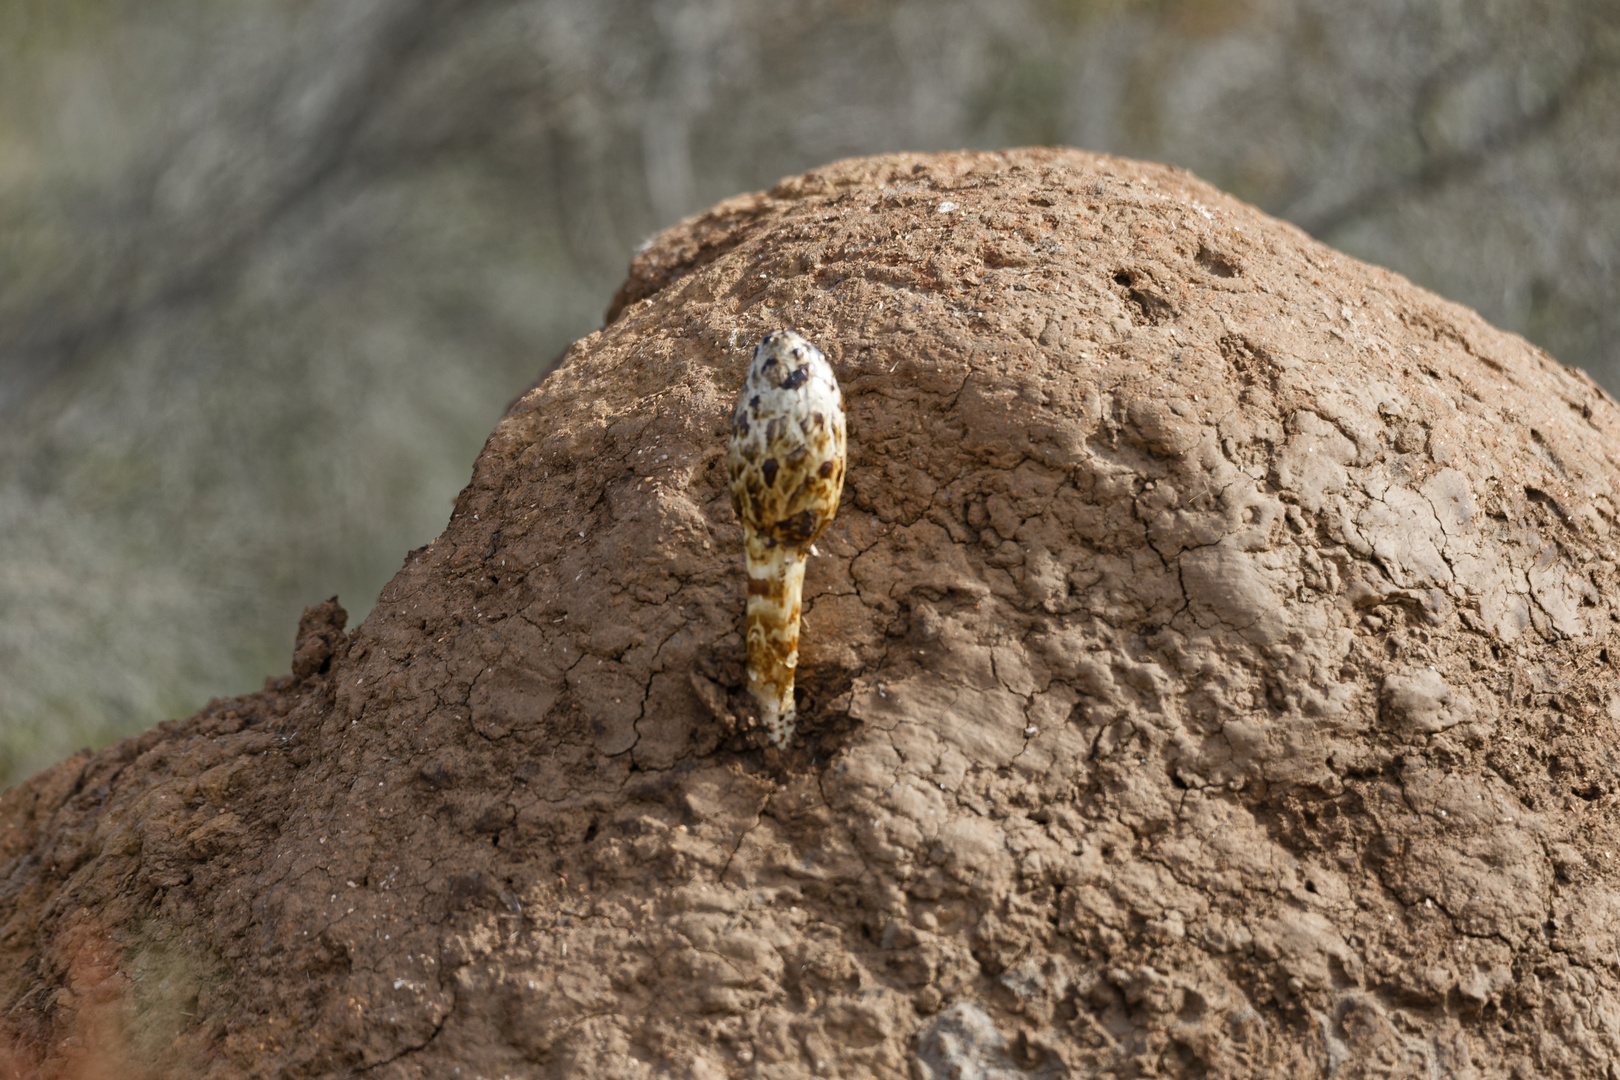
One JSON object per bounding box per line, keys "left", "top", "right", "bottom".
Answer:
{"left": 6, "top": 148, "right": 1620, "bottom": 1079}
{"left": 726, "top": 329, "right": 848, "bottom": 748}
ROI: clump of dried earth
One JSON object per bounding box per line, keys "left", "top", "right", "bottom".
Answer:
{"left": 7, "top": 148, "right": 1620, "bottom": 1079}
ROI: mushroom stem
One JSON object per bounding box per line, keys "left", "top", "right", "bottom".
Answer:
{"left": 743, "top": 534, "right": 807, "bottom": 748}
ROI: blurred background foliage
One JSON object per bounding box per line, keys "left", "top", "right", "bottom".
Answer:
{"left": 1, "top": 0, "right": 1617, "bottom": 787}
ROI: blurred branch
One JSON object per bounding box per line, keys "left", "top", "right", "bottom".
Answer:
{"left": 0, "top": 0, "right": 503, "bottom": 415}
{"left": 1296, "top": 49, "right": 1614, "bottom": 238}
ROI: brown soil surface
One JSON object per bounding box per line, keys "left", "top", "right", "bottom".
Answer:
{"left": 7, "top": 147, "right": 1620, "bottom": 1079}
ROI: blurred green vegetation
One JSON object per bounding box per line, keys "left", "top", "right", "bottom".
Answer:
{"left": 2, "top": 0, "right": 1617, "bottom": 788}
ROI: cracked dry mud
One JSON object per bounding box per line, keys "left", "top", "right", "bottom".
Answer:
{"left": 7, "top": 148, "right": 1620, "bottom": 1079}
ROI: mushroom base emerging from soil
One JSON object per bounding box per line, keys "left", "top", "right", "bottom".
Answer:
{"left": 6, "top": 148, "right": 1620, "bottom": 1079}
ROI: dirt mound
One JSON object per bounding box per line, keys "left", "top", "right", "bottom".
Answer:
{"left": 7, "top": 147, "right": 1620, "bottom": 1079}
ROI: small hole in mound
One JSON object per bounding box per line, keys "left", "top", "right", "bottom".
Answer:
{"left": 1525, "top": 486, "right": 1571, "bottom": 521}
{"left": 1196, "top": 245, "right": 1239, "bottom": 277}
{"left": 1305, "top": 879, "right": 1318, "bottom": 894}
{"left": 1112, "top": 269, "right": 1176, "bottom": 324}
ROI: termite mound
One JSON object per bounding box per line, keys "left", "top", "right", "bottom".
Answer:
{"left": 6, "top": 148, "right": 1620, "bottom": 1079}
